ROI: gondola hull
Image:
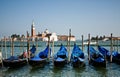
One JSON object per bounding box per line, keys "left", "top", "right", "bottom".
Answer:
{"left": 54, "top": 44, "right": 68, "bottom": 67}
{"left": 89, "top": 46, "right": 106, "bottom": 67}
{"left": 71, "top": 44, "right": 85, "bottom": 67}
{"left": 54, "top": 59, "right": 67, "bottom": 67}
{"left": 90, "top": 59, "right": 106, "bottom": 67}
{"left": 72, "top": 59, "right": 85, "bottom": 67}
{"left": 112, "top": 56, "right": 120, "bottom": 64}
{"left": 3, "top": 59, "right": 27, "bottom": 68}
{"left": 98, "top": 46, "right": 120, "bottom": 65}
{"left": 29, "top": 59, "right": 47, "bottom": 67}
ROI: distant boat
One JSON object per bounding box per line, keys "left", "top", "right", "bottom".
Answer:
{"left": 83, "top": 41, "right": 97, "bottom": 45}
{"left": 29, "top": 45, "right": 51, "bottom": 67}
{"left": 98, "top": 46, "right": 120, "bottom": 64}
{"left": 71, "top": 44, "right": 85, "bottom": 67}
{"left": 88, "top": 46, "right": 106, "bottom": 67}
{"left": 102, "top": 38, "right": 109, "bottom": 41}
{"left": 54, "top": 44, "right": 68, "bottom": 67}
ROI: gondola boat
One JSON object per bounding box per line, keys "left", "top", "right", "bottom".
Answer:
{"left": 98, "top": 46, "right": 120, "bottom": 64}
{"left": 3, "top": 56, "right": 27, "bottom": 68}
{"left": 88, "top": 46, "right": 106, "bottom": 67}
{"left": 54, "top": 44, "right": 68, "bottom": 67}
{"left": 2, "top": 45, "right": 36, "bottom": 68}
{"left": 29, "top": 45, "right": 51, "bottom": 67}
{"left": 71, "top": 44, "right": 85, "bottom": 67}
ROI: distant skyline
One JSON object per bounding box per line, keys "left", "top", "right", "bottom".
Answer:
{"left": 0, "top": 0, "right": 120, "bottom": 39}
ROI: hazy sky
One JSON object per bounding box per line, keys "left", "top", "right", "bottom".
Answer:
{"left": 0, "top": 0, "right": 120, "bottom": 39}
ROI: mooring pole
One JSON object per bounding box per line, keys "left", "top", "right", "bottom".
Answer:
{"left": 110, "top": 33, "right": 113, "bottom": 62}
{"left": 88, "top": 34, "right": 90, "bottom": 64}
{"left": 113, "top": 39, "right": 115, "bottom": 51}
{"left": 36, "top": 37, "right": 38, "bottom": 52}
{"left": 117, "top": 39, "right": 119, "bottom": 52}
{"left": 0, "top": 39, "right": 3, "bottom": 67}
{"left": 22, "top": 37, "right": 25, "bottom": 52}
{"left": 68, "top": 29, "right": 71, "bottom": 62}
{"left": 4, "top": 36, "right": 7, "bottom": 59}
{"left": 47, "top": 34, "right": 51, "bottom": 61}
{"left": 82, "top": 35, "right": 84, "bottom": 51}
{"left": 52, "top": 38, "right": 54, "bottom": 63}
{"left": 96, "top": 36, "right": 98, "bottom": 48}
{"left": 20, "top": 37, "right": 22, "bottom": 53}
{"left": 11, "top": 38, "right": 14, "bottom": 56}
{"left": 27, "top": 31, "right": 30, "bottom": 59}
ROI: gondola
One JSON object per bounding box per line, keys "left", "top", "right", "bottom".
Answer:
{"left": 54, "top": 44, "right": 68, "bottom": 67}
{"left": 3, "top": 56, "right": 27, "bottom": 68}
{"left": 2, "top": 45, "right": 36, "bottom": 68}
{"left": 98, "top": 46, "right": 120, "bottom": 64}
{"left": 88, "top": 46, "right": 106, "bottom": 67}
{"left": 29, "top": 45, "right": 51, "bottom": 67}
{"left": 71, "top": 44, "right": 85, "bottom": 67}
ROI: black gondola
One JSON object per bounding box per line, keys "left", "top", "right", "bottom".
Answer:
{"left": 88, "top": 46, "right": 106, "bottom": 67}
{"left": 54, "top": 44, "right": 68, "bottom": 67}
{"left": 71, "top": 44, "right": 85, "bottom": 67}
{"left": 98, "top": 46, "right": 120, "bottom": 64}
{"left": 29, "top": 45, "right": 51, "bottom": 67}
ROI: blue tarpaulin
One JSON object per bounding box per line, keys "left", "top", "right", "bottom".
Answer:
{"left": 7, "top": 56, "right": 19, "bottom": 61}
{"left": 98, "top": 46, "right": 119, "bottom": 57}
{"left": 30, "top": 45, "right": 36, "bottom": 54}
{"left": 54, "top": 44, "right": 68, "bottom": 61}
{"left": 39, "top": 45, "right": 51, "bottom": 58}
{"left": 71, "top": 44, "right": 84, "bottom": 59}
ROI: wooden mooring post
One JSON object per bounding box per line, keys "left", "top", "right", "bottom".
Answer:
{"left": 96, "top": 36, "right": 98, "bottom": 48}
{"left": 117, "top": 39, "right": 119, "bottom": 51}
{"left": 27, "top": 31, "right": 30, "bottom": 59}
{"left": 68, "top": 29, "right": 71, "bottom": 62}
{"left": 82, "top": 35, "right": 84, "bottom": 51}
{"left": 110, "top": 33, "right": 113, "bottom": 63}
{"left": 0, "top": 39, "right": 3, "bottom": 67}
{"left": 52, "top": 38, "right": 54, "bottom": 63}
{"left": 36, "top": 37, "right": 38, "bottom": 52}
{"left": 88, "top": 34, "right": 90, "bottom": 64}
{"left": 47, "top": 34, "right": 51, "bottom": 61}
{"left": 4, "top": 36, "right": 7, "bottom": 59}
{"left": 11, "top": 37, "right": 14, "bottom": 56}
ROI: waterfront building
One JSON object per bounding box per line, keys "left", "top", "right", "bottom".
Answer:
{"left": 1, "top": 21, "right": 76, "bottom": 42}
{"left": 58, "top": 35, "right": 76, "bottom": 41}
{"left": 30, "top": 21, "right": 58, "bottom": 41}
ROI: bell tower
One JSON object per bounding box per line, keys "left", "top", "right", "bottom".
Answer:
{"left": 31, "top": 21, "right": 36, "bottom": 37}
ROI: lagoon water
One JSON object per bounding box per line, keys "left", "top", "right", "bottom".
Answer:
{"left": 0, "top": 41, "right": 120, "bottom": 77}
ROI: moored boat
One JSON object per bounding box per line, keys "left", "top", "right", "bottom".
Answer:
{"left": 88, "top": 46, "right": 106, "bottom": 67}
{"left": 29, "top": 45, "right": 51, "bottom": 67}
{"left": 54, "top": 44, "right": 68, "bottom": 67}
{"left": 3, "top": 56, "right": 27, "bottom": 68}
{"left": 71, "top": 44, "right": 85, "bottom": 67}
{"left": 3, "top": 45, "right": 28, "bottom": 68}
{"left": 98, "top": 46, "right": 120, "bottom": 64}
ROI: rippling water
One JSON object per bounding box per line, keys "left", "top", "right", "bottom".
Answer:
{"left": 0, "top": 41, "right": 120, "bottom": 77}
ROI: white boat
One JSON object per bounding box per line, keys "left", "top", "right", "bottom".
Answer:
{"left": 83, "top": 41, "right": 97, "bottom": 45}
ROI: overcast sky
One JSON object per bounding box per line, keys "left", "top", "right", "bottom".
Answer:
{"left": 0, "top": 0, "right": 120, "bottom": 39}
